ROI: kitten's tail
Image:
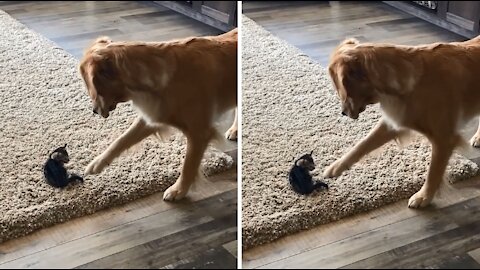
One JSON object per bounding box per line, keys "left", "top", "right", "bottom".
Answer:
{"left": 313, "top": 181, "right": 328, "bottom": 190}
{"left": 68, "top": 174, "right": 84, "bottom": 183}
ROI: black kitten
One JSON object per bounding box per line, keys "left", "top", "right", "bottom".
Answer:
{"left": 288, "top": 151, "right": 328, "bottom": 195}
{"left": 43, "top": 144, "right": 83, "bottom": 188}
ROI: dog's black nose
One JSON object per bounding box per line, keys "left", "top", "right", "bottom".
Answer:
{"left": 341, "top": 111, "right": 347, "bottom": 116}
{"left": 93, "top": 109, "right": 98, "bottom": 115}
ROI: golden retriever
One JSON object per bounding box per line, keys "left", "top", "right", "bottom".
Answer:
{"left": 327, "top": 36, "right": 480, "bottom": 208}
{"left": 79, "top": 29, "right": 237, "bottom": 201}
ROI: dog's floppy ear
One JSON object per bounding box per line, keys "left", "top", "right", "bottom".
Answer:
{"left": 329, "top": 51, "right": 367, "bottom": 102}
{"left": 340, "top": 53, "right": 367, "bottom": 90}
{"left": 88, "top": 36, "right": 114, "bottom": 77}
{"left": 91, "top": 48, "right": 117, "bottom": 80}
{"left": 80, "top": 47, "right": 117, "bottom": 100}
{"left": 345, "top": 56, "right": 366, "bottom": 81}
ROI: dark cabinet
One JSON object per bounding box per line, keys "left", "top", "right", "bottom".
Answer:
{"left": 439, "top": 1, "right": 480, "bottom": 33}
{"left": 155, "top": 1, "right": 237, "bottom": 32}
{"left": 384, "top": 1, "right": 480, "bottom": 38}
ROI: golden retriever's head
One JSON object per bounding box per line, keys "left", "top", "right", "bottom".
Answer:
{"left": 328, "top": 38, "right": 379, "bottom": 119}
{"left": 79, "top": 37, "right": 130, "bottom": 118}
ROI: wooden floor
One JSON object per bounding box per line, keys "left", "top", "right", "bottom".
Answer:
{"left": 243, "top": 1, "right": 480, "bottom": 269}
{"left": 1, "top": 1, "right": 223, "bottom": 58}
{"left": 0, "top": 1, "right": 237, "bottom": 269}
{"left": 244, "top": 1, "right": 466, "bottom": 67}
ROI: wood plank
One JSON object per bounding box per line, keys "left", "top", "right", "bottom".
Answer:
{"left": 435, "top": 254, "right": 480, "bottom": 269}
{"left": 161, "top": 247, "right": 238, "bottom": 269}
{"left": 258, "top": 209, "right": 457, "bottom": 269}
{"left": 1, "top": 8, "right": 26, "bottom": 14}
{"left": 76, "top": 205, "right": 236, "bottom": 268}
{"left": 0, "top": 190, "right": 236, "bottom": 269}
{"left": 343, "top": 220, "right": 480, "bottom": 269}
{"left": 120, "top": 9, "right": 177, "bottom": 24}
{"left": 242, "top": 1, "right": 324, "bottom": 14}
{"left": 342, "top": 197, "right": 480, "bottom": 269}
{"left": 50, "top": 29, "right": 123, "bottom": 44}
{"left": 10, "top": 2, "right": 151, "bottom": 23}
{"left": 0, "top": 1, "right": 39, "bottom": 8}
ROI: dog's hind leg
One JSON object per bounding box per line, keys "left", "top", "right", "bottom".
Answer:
{"left": 163, "top": 129, "right": 213, "bottom": 201}
{"left": 225, "top": 107, "right": 238, "bottom": 141}
{"left": 469, "top": 117, "right": 480, "bottom": 147}
{"left": 324, "top": 118, "right": 405, "bottom": 178}
{"left": 85, "top": 116, "right": 156, "bottom": 175}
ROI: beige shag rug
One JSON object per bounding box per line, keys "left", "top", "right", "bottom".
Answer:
{"left": 0, "top": 10, "right": 234, "bottom": 244}
{"left": 241, "top": 16, "right": 480, "bottom": 250}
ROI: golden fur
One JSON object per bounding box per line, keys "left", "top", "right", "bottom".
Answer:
{"left": 327, "top": 36, "right": 480, "bottom": 208}
{"left": 79, "top": 29, "right": 237, "bottom": 201}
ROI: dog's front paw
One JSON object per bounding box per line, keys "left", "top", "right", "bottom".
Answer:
{"left": 323, "top": 160, "right": 348, "bottom": 178}
{"left": 408, "top": 189, "right": 434, "bottom": 208}
{"left": 84, "top": 156, "right": 109, "bottom": 175}
{"left": 470, "top": 134, "right": 480, "bottom": 148}
{"left": 163, "top": 183, "right": 189, "bottom": 202}
{"left": 225, "top": 126, "right": 237, "bottom": 141}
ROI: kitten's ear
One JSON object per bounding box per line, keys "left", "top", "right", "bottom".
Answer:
{"left": 310, "top": 150, "right": 313, "bottom": 155}
{"left": 64, "top": 144, "right": 67, "bottom": 148}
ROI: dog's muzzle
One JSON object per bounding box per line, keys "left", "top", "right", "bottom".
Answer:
{"left": 92, "top": 106, "right": 110, "bottom": 118}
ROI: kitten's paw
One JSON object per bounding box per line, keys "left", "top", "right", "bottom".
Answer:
{"left": 163, "top": 182, "right": 189, "bottom": 202}
{"left": 470, "top": 134, "right": 480, "bottom": 148}
{"left": 323, "top": 160, "right": 348, "bottom": 178}
{"left": 225, "top": 126, "right": 237, "bottom": 141}
{"left": 84, "top": 156, "right": 109, "bottom": 175}
{"left": 408, "top": 189, "right": 434, "bottom": 208}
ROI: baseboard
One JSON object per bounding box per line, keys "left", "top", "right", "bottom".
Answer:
{"left": 154, "top": 1, "right": 235, "bottom": 32}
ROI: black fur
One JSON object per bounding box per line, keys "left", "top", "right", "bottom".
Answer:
{"left": 43, "top": 144, "right": 83, "bottom": 188}
{"left": 288, "top": 151, "right": 328, "bottom": 195}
